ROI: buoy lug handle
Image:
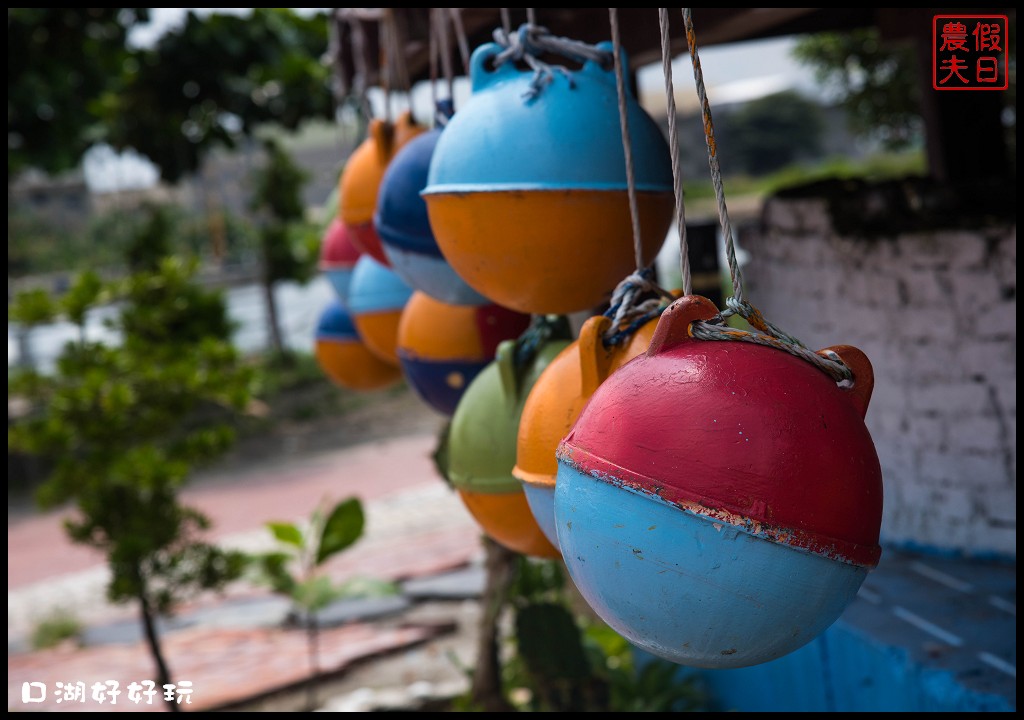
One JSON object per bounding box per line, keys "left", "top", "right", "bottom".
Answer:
{"left": 646, "top": 295, "right": 720, "bottom": 356}
{"left": 820, "top": 344, "right": 874, "bottom": 417}
{"left": 496, "top": 339, "right": 519, "bottom": 402}
{"left": 369, "top": 119, "right": 395, "bottom": 165}
{"left": 578, "top": 315, "right": 613, "bottom": 396}
{"left": 469, "top": 43, "right": 514, "bottom": 92}
{"left": 589, "top": 41, "right": 629, "bottom": 89}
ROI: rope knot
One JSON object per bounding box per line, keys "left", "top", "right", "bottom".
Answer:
{"left": 603, "top": 267, "right": 675, "bottom": 347}
{"left": 490, "top": 23, "right": 612, "bottom": 101}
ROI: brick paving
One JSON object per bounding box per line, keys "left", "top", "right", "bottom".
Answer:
{"left": 8, "top": 431, "right": 487, "bottom": 712}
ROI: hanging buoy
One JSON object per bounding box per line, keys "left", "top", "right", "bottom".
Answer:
{"left": 347, "top": 254, "right": 414, "bottom": 367}
{"left": 319, "top": 218, "right": 364, "bottom": 305}
{"left": 314, "top": 298, "right": 402, "bottom": 391}
{"left": 376, "top": 126, "right": 489, "bottom": 306}
{"left": 396, "top": 291, "right": 531, "bottom": 416}
{"left": 422, "top": 40, "right": 674, "bottom": 314}
{"left": 339, "top": 111, "right": 425, "bottom": 267}
{"left": 554, "top": 295, "right": 883, "bottom": 668}
{"left": 443, "top": 322, "right": 572, "bottom": 558}
{"left": 513, "top": 313, "right": 662, "bottom": 547}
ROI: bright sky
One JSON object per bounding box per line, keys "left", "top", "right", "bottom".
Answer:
{"left": 84, "top": 9, "right": 820, "bottom": 193}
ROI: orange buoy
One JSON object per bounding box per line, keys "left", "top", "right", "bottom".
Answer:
{"left": 396, "top": 291, "right": 531, "bottom": 416}
{"left": 513, "top": 313, "right": 664, "bottom": 546}
{"left": 339, "top": 111, "right": 425, "bottom": 267}
{"left": 422, "top": 43, "right": 674, "bottom": 314}
{"left": 314, "top": 298, "right": 402, "bottom": 391}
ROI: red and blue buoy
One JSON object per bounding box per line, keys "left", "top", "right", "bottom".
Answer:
{"left": 554, "top": 295, "right": 883, "bottom": 668}
{"left": 319, "top": 218, "right": 363, "bottom": 305}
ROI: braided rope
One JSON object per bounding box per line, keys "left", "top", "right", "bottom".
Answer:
{"left": 449, "top": 8, "right": 471, "bottom": 75}
{"left": 658, "top": 8, "right": 692, "bottom": 297}
{"left": 514, "top": 314, "right": 570, "bottom": 369}
{"left": 600, "top": 8, "right": 675, "bottom": 347}
{"left": 679, "top": 8, "right": 852, "bottom": 384}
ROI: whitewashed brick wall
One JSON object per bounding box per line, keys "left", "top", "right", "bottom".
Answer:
{"left": 739, "top": 197, "right": 1016, "bottom": 559}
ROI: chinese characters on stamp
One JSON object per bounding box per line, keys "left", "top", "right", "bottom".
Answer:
{"left": 933, "top": 15, "right": 1009, "bottom": 90}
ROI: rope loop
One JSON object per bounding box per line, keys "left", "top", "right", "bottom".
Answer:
{"left": 602, "top": 267, "right": 675, "bottom": 347}
{"left": 491, "top": 23, "right": 613, "bottom": 100}
{"left": 513, "top": 314, "right": 572, "bottom": 370}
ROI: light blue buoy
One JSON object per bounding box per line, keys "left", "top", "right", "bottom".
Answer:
{"left": 347, "top": 254, "right": 415, "bottom": 366}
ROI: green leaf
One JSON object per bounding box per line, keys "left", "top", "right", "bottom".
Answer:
{"left": 316, "top": 497, "right": 364, "bottom": 565}
{"left": 253, "top": 551, "right": 297, "bottom": 595}
{"left": 336, "top": 576, "right": 399, "bottom": 599}
{"left": 515, "top": 602, "right": 591, "bottom": 681}
{"left": 9, "top": 288, "right": 58, "bottom": 326}
{"left": 267, "top": 521, "right": 304, "bottom": 548}
{"left": 292, "top": 575, "right": 342, "bottom": 612}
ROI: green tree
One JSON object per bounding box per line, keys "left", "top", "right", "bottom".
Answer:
{"left": 251, "top": 497, "right": 397, "bottom": 711}
{"left": 248, "top": 137, "right": 319, "bottom": 359}
{"left": 792, "top": 28, "right": 921, "bottom": 150}
{"left": 9, "top": 9, "right": 333, "bottom": 191}
{"left": 8, "top": 259, "right": 253, "bottom": 713}
{"left": 724, "top": 90, "right": 826, "bottom": 176}
{"left": 98, "top": 8, "right": 334, "bottom": 184}
{"left": 7, "top": 8, "right": 148, "bottom": 180}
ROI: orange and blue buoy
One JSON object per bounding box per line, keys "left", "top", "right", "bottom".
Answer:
{"left": 554, "top": 295, "right": 883, "bottom": 668}
{"left": 339, "top": 111, "right": 425, "bottom": 267}
{"left": 422, "top": 42, "right": 675, "bottom": 315}
{"left": 396, "top": 291, "right": 531, "bottom": 416}
{"left": 319, "top": 218, "right": 363, "bottom": 305}
{"left": 376, "top": 127, "right": 489, "bottom": 307}
{"left": 314, "top": 298, "right": 402, "bottom": 391}
{"left": 347, "top": 254, "right": 414, "bottom": 367}
{"left": 513, "top": 313, "right": 662, "bottom": 547}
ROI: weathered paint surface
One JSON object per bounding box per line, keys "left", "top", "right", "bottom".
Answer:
{"left": 421, "top": 41, "right": 675, "bottom": 315}
{"left": 558, "top": 295, "right": 883, "bottom": 568}
{"left": 552, "top": 295, "right": 883, "bottom": 669}
{"left": 554, "top": 462, "right": 868, "bottom": 669}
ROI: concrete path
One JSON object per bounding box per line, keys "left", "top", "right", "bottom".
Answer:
{"left": 8, "top": 431, "right": 488, "bottom": 712}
